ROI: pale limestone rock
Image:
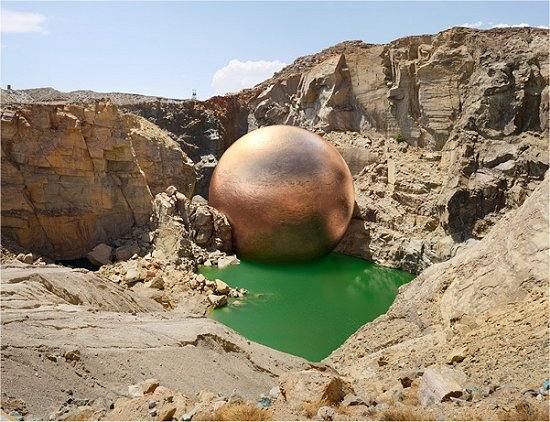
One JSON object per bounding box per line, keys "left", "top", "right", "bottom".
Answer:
{"left": 279, "top": 369, "right": 354, "bottom": 411}
{"left": 0, "top": 101, "right": 193, "bottom": 260}
{"left": 244, "top": 28, "right": 549, "bottom": 272}
{"left": 214, "top": 279, "right": 230, "bottom": 295}
{"left": 217, "top": 255, "right": 240, "bottom": 269}
{"left": 419, "top": 366, "right": 466, "bottom": 406}
{"left": 207, "top": 294, "right": 227, "bottom": 308}
{"left": 316, "top": 405, "right": 336, "bottom": 421}
{"left": 128, "top": 379, "right": 160, "bottom": 398}
{"left": 328, "top": 178, "right": 549, "bottom": 401}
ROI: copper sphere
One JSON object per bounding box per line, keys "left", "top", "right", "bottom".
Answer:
{"left": 209, "top": 125, "right": 354, "bottom": 263}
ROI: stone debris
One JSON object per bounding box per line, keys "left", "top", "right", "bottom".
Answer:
{"left": 208, "top": 294, "right": 227, "bottom": 309}
{"left": 214, "top": 279, "right": 230, "bottom": 295}
{"left": 447, "top": 347, "right": 468, "bottom": 364}
{"left": 316, "top": 405, "right": 336, "bottom": 420}
{"left": 217, "top": 255, "right": 240, "bottom": 269}
{"left": 128, "top": 379, "right": 160, "bottom": 398}
{"left": 15, "top": 253, "right": 34, "bottom": 264}
{"left": 115, "top": 241, "right": 140, "bottom": 262}
{"left": 93, "top": 187, "right": 245, "bottom": 310}
{"left": 279, "top": 369, "right": 354, "bottom": 412}
{"left": 341, "top": 393, "right": 366, "bottom": 407}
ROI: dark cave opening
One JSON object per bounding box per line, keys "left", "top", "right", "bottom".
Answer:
{"left": 55, "top": 258, "right": 100, "bottom": 271}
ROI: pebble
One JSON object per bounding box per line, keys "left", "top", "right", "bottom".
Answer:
{"left": 258, "top": 396, "right": 271, "bottom": 409}
{"left": 316, "top": 406, "right": 336, "bottom": 421}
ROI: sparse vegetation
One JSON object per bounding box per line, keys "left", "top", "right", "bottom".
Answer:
{"left": 195, "top": 402, "right": 272, "bottom": 421}
{"left": 394, "top": 132, "right": 406, "bottom": 143}
{"left": 379, "top": 406, "right": 435, "bottom": 421}
{"left": 497, "top": 400, "right": 550, "bottom": 421}
{"left": 300, "top": 398, "right": 349, "bottom": 419}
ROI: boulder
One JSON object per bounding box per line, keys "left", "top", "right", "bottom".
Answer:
{"left": 214, "top": 279, "right": 230, "bottom": 295}
{"left": 87, "top": 243, "right": 112, "bottom": 266}
{"left": 279, "top": 369, "right": 354, "bottom": 410}
{"left": 128, "top": 379, "right": 160, "bottom": 398}
{"left": 419, "top": 366, "right": 466, "bottom": 406}
{"left": 207, "top": 294, "right": 227, "bottom": 308}
{"left": 124, "top": 266, "right": 142, "bottom": 284}
{"left": 316, "top": 406, "right": 336, "bottom": 421}
{"left": 217, "top": 255, "right": 240, "bottom": 269}
{"left": 446, "top": 347, "right": 468, "bottom": 364}
{"left": 16, "top": 253, "right": 34, "bottom": 264}
{"left": 115, "top": 241, "right": 140, "bottom": 262}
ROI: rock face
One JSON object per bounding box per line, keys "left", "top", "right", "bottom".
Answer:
{"left": 151, "top": 187, "right": 232, "bottom": 258}
{"left": 241, "top": 27, "right": 549, "bottom": 272}
{"left": 123, "top": 114, "right": 196, "bottom": 197}
{"left": 122, "top": 96, "right": 249, "bottom": 197}
{"left": 4, "top": 30, "right": 547, "bottom": 269}
{"left": 327, "top": 177, "right": 549, "bottom": 400}
{"left": 1, "top": 101, "right": 195, "bottom": 260}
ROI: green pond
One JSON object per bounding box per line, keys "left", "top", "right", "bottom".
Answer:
{"left": 200, "top": 252, "right": 414, "bottom": 362}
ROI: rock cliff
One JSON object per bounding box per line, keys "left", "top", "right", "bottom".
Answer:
{"left": 1, "top": 101, "right": 195, "bottom": 260}
{"left": 241, "top": 26, "right": 549, "bottom": 271}
{"left": 5, "top": 27, "right": 546, "bottom": 272}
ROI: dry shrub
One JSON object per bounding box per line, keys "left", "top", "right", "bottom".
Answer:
{"left": 379, "top": 406, "right": 435, "bottom": 421}
{"left": 497, "top": 400, "right": 550, "bottom": 421}
{"left": 195, "top": 402, "right": 272, "bottom": 421}
{"left": 300, "top": 399, "right": 349, "bottom": 419}
{"left": 300, "top": 400, "right": 321, "bottom": 419}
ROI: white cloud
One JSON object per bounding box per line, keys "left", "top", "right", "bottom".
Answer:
{"left": 460, "top": 21, "right": 548, "bottom": 30}
{"left": 211, "top": 59, "right": 287, "bottom": 95}
{"left": 1, "top": 9, "right": 47, "bottom": 34}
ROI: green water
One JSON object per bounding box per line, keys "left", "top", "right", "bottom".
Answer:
{"left": 200, "top": 252, "right": 414, "bottom": 362}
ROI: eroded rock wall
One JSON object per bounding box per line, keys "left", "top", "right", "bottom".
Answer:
{"left": 1, "top": 101, "right": 196, "bottom": 260}
{"left": 2, "top": 27, "right": 548, "bottom": 272}
{"left": 122, "top": 96, "right": 249, "bottom": 197}
{"left": 243, "top": 27, "right": 549, "bottom": 271}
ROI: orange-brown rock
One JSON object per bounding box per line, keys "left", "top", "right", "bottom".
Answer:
{"left": 1, "top": 101, "right": 195, "bottom": 259}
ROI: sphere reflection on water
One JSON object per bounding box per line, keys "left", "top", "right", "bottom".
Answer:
{"left": 209, "top": 125, "right": 355, "bottom": 263}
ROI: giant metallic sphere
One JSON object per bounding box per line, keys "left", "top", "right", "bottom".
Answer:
{"left": 209, "top": 125, "right": 354, "bottom": 263}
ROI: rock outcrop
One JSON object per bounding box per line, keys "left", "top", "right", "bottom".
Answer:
{"left": 95, "top": 187, "right": 238, "bottom": 310}
{"left": 0, "top": 101, "right": 195, "bottom": 260}
{"left": 327, "top": 176, "right": 549, "bottom": 416}
{"left": 121, "top": 96, "right": 249, "bottom": 197}
{"left": 242, "top": 27, "right": 549, "bottom": 272}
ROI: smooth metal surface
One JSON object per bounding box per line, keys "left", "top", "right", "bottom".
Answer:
{"left": 209, "top": 125, "right": 355, "bottom": 263}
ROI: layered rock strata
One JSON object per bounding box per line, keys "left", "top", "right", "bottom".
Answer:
{"left": 0, "top": 101, "right": 195, "bottom": 260}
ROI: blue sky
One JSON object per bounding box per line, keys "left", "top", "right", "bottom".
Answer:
{"left": 2, "top": 1, "right": 548, "bottom": 100}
